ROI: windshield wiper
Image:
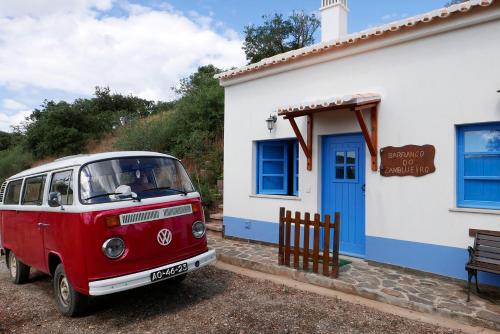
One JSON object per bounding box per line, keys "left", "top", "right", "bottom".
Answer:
{"left": 84, "top": 192, "right": 141, "bottom": 202}
{"left": 142, "top": 187, "right": 187, "bottom": 196}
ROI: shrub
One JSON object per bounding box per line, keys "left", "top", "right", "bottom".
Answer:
{"left": 113, "top": 65, "right": 225, "bottom": 209}
{"left": 113, "top": 112, "right": 172, "bottom": 152}
{"left": 0, "top": 146, "right": 33, "bottom": 184}
{"left": 0, "top": 131, "right": 13, "bottom": 151}
{"left": 21, "top": 87, "right": 157, "bottom": 159}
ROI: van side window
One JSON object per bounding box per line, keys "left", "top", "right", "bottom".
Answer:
{"left": 22, "top": 175, "right": 47, "bottom": 205}
{"left": 50, "top": 171, "right": 73, "bottom": 205}
{"left": 4, "top": 179, "right": 23, "bottom": 205}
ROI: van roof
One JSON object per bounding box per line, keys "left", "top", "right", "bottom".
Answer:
{"left": 7, "top": 151, "right": 177, "bottom": 181}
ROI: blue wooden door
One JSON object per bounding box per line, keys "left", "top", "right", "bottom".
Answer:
{"left": 322, "top": 134, "right": 366, "bottom": 257}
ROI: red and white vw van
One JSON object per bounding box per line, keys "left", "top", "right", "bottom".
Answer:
{"left": 0, "top": 151, "right": 215, "bottom": 316}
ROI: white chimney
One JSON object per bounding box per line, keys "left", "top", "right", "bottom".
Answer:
{"left": 320, "top": 0, "right": 349, "bottom": 42}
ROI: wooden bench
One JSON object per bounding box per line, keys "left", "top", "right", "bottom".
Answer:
{"left": 466, "top": 230, "right": 500, "bottom": 302}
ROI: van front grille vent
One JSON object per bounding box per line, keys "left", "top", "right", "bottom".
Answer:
{"left": 119, "top": 204, "right": 193, "bottom": 226}
{"left": 0, "top": 182, "right": 7, "bottom": 203}
{"left": 163, "top": 205, "right": 193, "bottom": 218}
{"left": 121, "top": 210, "right": 160, "bottom": 226}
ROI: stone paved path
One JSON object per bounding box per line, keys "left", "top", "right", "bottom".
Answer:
{"left": 208, "top": 235, "right": 500, "bottom": 331}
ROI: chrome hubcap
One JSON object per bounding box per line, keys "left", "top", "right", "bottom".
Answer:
{"left": 9, "top": 253, "right": 17, "bottom": 278}
{"left": 59, "top": 276, "right": 70, "bottom": 306}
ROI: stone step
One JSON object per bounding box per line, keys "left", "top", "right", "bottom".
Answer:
{"left": 206, "top": 222, "right": 223, "bottom": 232}
{"left": 209, "top": 213, "right": 223, "bottom": 221}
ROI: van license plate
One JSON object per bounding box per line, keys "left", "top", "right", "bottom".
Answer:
{"left": 150, "top": 263, "right": 188, "bottom": 282}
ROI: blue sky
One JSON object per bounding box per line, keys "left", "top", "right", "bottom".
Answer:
{"left": 148, "top": 0, "right": 449, "bottom": 33}
{"left": 0, "top": 0, "right": 449, "bottom": 132}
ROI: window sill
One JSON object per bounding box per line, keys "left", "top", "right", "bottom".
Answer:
{"left": 449, "top": 207, "right": 500, "bottom": 215}
{"left": 249, "top": 194, "right": 301, "bottom": 201}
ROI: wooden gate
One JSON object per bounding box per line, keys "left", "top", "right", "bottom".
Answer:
{"left": 278, "top": 207, "right": 341, "bottom": 278}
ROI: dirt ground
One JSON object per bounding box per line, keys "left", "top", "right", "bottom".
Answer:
{"left": 0, "top": 256, "right": 462, "bottom": 334}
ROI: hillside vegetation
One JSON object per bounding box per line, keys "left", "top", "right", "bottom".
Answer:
{"left": 0, "top": 65, "right": 223, "bottom": 208}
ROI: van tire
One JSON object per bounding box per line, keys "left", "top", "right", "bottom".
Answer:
{"left": 8, "top": 251, "right": 30, "bottom": 284}
{"left": 53, "top": 264, "right": 88, "bottom": 317}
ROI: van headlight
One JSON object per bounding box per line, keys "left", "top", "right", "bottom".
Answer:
{"left": 102, "top": 237, "right": 125, "bottom": 259}
{"left": 192, "top": 221, "right": 206, "bottom": 239}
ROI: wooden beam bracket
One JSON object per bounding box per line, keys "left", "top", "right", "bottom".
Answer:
{"left": 283, "top": 102, "right": 379, "bottom": 172}
{"left": 288, "top": 115, "right": 313, "bottom": 171}
{"left": 354, "top": 105, "right": 378, "bottom": 171}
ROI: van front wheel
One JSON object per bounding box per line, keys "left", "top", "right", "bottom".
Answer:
{"left": 54, "top": 264, "right": 88, "bottom": 317}
{"left": 8, "top": 251, "right": 30, "bottom": 284}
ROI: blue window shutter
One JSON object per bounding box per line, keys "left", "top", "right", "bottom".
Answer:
{"left": 457, "top": 122, "right": 500, "bottom": 209}
{"left": 258, "top": 142, "right": 288, "bottom": 195}
{"left": 457, "top": 127, "right": 465, "bottom": 205}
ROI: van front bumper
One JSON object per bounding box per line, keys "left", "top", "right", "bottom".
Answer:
{"left": 89, "top": 249, "right": 216, "bottom": 296}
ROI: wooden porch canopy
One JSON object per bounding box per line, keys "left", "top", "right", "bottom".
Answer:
{"left": 277, "top": 93, "right": 381, "bottom": 172}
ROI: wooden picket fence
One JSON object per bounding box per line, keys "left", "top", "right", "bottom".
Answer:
{"left": 278, "top": 207, "right": 340, "bottom": 278}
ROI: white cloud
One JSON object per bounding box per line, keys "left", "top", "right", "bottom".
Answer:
{"left": 2, "top": 98, "right": 28, "bottom": 110}
{"left": 482, "top": 131, "right": 500, "bottom": 141}
{"left": 0, "top": 0, "right": 114, "bottom": 17}
{"left": 0, "top": 1, "right": 245, "bottom": 102}
{"left": 0, "top": 110, "right": 31, "bottom": 132}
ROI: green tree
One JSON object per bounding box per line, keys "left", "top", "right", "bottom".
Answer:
{"left": 445, "top": 0, "right": 467, "bottom": 6}
{"left": 0, "top": 146, "right": 33, "bottom": 184}
{"left": 116, "top": 64, "right": 224, "bottom": 165}
{"left": 0, "top": 131, "right": 13, "bottom": 151}
{"left": 21, "top": 87, "right": 156, "bottom": 158}
{"left": 22, "top": 100, "right": 95, "bottom": 158}
{"left": 114, "top": 65, "right": 225, "bottom": 207}
{"left": 243, "top": 11, "right": 320, "bottom": 64}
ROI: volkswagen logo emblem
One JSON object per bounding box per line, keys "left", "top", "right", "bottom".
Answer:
{"left": 157, "top": 228, "right": 172, "bottom": 246}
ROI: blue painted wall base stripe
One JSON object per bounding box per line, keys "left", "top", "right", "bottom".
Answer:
{"left": 224, "top": 216, "right": 500, "bottom": 287}
{"left": 224, "top": 216, "right": 279, "bottom": 244}
{"left": 366, "top": 236, "right": 500, "bottom": 287}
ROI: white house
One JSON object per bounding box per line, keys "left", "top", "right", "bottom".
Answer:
{"left": 217, "top": 0, "right": 500, "bottom": 286}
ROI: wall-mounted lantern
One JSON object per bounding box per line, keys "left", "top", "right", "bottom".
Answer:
{"left": 266, "top": 114, "right": 277, "bottom": 133}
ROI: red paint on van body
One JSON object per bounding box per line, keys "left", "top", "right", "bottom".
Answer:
{"left": 1, "top": 197, "right": 207, "bottom": 295}
{"left": 2, "top": 209, "right": 49, "bottom": 273}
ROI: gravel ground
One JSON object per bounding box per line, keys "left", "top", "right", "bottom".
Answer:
{"left": 0, "top": 256, "right": 461, "bottom": 334}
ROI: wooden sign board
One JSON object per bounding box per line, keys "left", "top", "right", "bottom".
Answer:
{"left": 380, "top": 145, "right": 436, "bottom": 177}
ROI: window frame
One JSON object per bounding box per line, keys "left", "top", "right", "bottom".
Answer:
{"left": 50, "top": 169, "right": 74, "bottom": 206}
{"left": 293, "top": 142, "right": 299, "bottom": 196}
{"left": 256, "top": 139, "right": 299, "bottom": 197}
{"left": 3, "top": 179, "right": 24, "bottom": 205}
{"left": 21, "top": 174, "right": 47, "bottom": 206}
{"left": 333, "top": 147, "right": 359, "bottom": 184}
{"left": 457, "top": 122, "right": 500, "bottom": 210}
{"left": 78, "top": 156, "right": 195, "bottom": 205}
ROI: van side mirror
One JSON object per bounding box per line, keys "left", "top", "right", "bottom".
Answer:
{"left": 48, "top": 192, "right": 62, "bottom": 207}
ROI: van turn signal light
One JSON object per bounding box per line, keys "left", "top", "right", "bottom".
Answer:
{"left": 105, "top": 215, "right": 121, "bottom": 228}
{"left": 191, "top": 202, "right": 202, "bottom": 214}
{"left": 191, "top": 202, "right": 205, "bottom": 221}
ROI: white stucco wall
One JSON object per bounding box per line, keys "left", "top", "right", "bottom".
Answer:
{"left": 223, "top": 16, "right": 500, "bottom": 250}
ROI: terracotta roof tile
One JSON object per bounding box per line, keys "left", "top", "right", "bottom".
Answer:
{"left": 217, "top": 0, "right": 495, "bottom": 81}
{"left": 277, "top": 93, "right": 381, "bottom": 115}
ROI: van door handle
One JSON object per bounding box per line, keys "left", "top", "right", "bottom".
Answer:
{"left": 37, "top": 222, "right": 50, "bottom": 228}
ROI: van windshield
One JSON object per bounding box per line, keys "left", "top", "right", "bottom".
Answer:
{"left": 80, "top": 157, "right": 195, "bottom": 204}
